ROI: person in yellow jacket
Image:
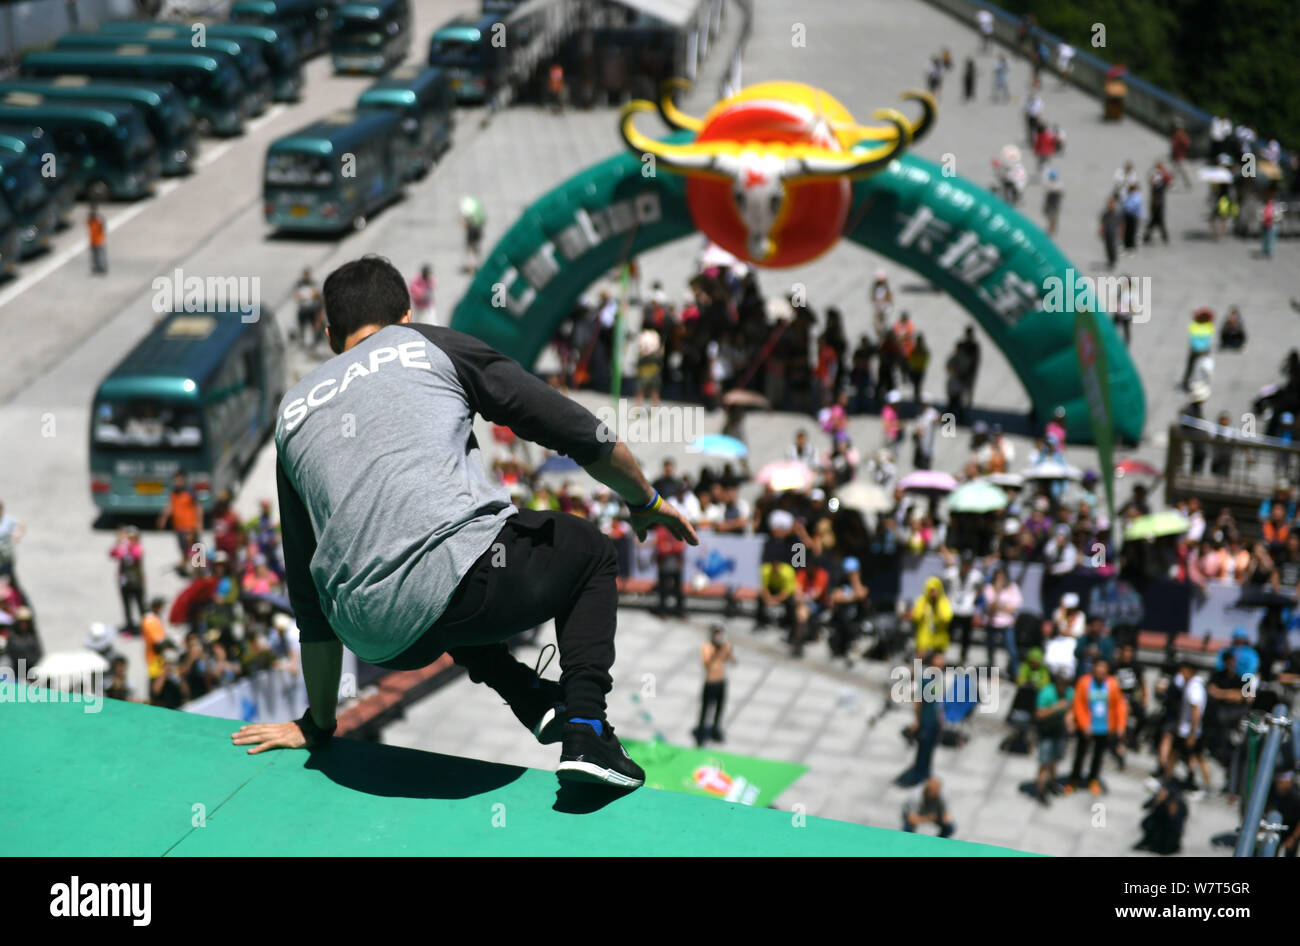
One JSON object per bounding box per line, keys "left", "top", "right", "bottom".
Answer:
{"left": 912, "top": 575, "right": 953, "bottom": 656}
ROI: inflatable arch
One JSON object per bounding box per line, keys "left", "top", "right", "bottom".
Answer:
{"left": 450, "top": 139, "right": 1145, "bottom": 445}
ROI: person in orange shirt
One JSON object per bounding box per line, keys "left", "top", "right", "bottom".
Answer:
{"left": 157, "top": 472, "right": 203, "bottom": 576}
{"left": 140, "top": 598, "right": 170, "bottom": 681}
{"left": 1065, "top": 659, "right": 1128, "bottom": 796}
{"left": 547, "top": 62, "right": 565, "bottom": 113}
{"left": 87, "top": 204, "right": 107, "bottom": 275}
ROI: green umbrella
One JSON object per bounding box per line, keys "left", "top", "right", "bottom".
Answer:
{"left": 459, "top": 195, "right": 485, "bottom": 226}
{"left": 1123, "top": 510, "right": 1189, "bottom": 542}
{"left": 947, "top": 479, "right": 1009, "bottom": 514}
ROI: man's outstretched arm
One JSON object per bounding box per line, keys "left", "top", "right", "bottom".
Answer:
{"left": 421, "top": 325, "right": 696, "bottom": 544}
{"left": 231, "top": 459, "right": 342, "bottom": 753}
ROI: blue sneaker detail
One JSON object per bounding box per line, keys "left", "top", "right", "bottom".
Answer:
{"left": 570, "top": 717, "right": 603, "bottom": 737}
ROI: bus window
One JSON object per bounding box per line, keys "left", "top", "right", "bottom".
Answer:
{"left": 265, "top": 151, "right": 332, "bottom": 186}
{"left": 94, "top": 400, "right": 203, "bottom": 450}
{"left": 430, "top": 38, "right": 480, "bottom": 65}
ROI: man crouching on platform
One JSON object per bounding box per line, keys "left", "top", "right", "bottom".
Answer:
{"left": 232, "top": 255, "right": 697, "bottom": 788}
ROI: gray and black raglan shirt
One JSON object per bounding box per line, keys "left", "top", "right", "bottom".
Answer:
{"left": 274, "top": 323, "right": 615, "bottom": 663}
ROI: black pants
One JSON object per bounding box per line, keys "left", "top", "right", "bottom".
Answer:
{"left": 120, "top": 582, "right": 146, "bottom": 629}
{"left": 1122, "top": 213, "right": 1138, "bottom": 250}
{"left": 952, "top": 614, "right": 975, "bottom": 662}
{"left": 657, "top": 560, "right": 685, "bottom": 615}
{"left": 1104, "top": 235, "right": 1118, "bottom": 268}
{"left": 698, "top": 680, "right": 726, "bottom": 735}
{"left": 1144, "top": 203, "right": 1168, "bottom": 244}
{"left": 1070, "top": 732, "right": 1110, "bottom": 784}
{"left": 377, "top": 509, "right": 618, "bottom": 721}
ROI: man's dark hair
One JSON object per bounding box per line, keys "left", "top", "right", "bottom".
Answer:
{"left": 323, "top": 256, "right": 410, "bottom": 353}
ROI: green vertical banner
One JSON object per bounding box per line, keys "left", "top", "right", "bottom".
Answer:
{"left": 611, "top": 264, "right": 628, "bottom": 407}
{"left": 1074, "top": 309, "right": 1117, "bottom": 542}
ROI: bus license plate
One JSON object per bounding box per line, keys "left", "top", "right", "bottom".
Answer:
{"left": 290, "top": 205, "right": 309, "bottom": 217}
{"left": 135, "top": 480, "right": 165, "bottom": 495}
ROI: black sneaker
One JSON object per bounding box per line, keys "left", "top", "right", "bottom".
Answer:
{"left": 557, "top": 721, "right": 645, "bottom": 788}
{"left": 505, "top": 677, "right": 567, "bottom": 745}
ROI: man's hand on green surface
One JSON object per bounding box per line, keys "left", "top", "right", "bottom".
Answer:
{"left": 231, "top": 721, "right": 308, "bottom": 754}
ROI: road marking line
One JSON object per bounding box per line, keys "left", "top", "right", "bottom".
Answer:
{"left": 246, "top": 104, "right": 287, "bottom": 134}
{"left": 0, "top": 177, "right": 187, "bottom": 309}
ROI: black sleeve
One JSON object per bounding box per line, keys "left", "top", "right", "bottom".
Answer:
{"left": 411, "top": 324, "right": 617, "bottom": 466}
{"left": 275, "top": 457, "right": 337, "bottom": 644}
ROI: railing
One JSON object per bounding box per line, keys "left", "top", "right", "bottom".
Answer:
{"left": 1165, "top": 421, "right": 1300, "bottom": 533}
{"left": 919, "top": 0, "right": 1280, "bottom": 160}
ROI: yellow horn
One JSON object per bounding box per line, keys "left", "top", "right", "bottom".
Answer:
{"left": 657, "top": 78, "right": 702, "bottom": 132}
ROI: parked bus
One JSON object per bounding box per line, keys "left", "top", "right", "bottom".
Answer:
{"left": 89, "top": 310, "right": 287, "bottom": 515}
{"left": 427, "top": 13, "right": 504, "bottom": 104}
{"left": 0, "top": 128, "right": 77, "bottom": 228}
{"left": 230, "top": 0, "right": 335, "bottom": 60}
{"left": 0, "top": 77, "right": 199, "bottom": 176}
{"left": 263, "top": 107, "right": 409, "bottom": 233}
{"left": 0, "top": 198, "right": 21, "bottom": 277}
{"left": 355, "top": 65, "right": 452, "bottom": 178}
{"left": 21, "top": 49, "right": 248, "bottom": 136}
{"left": 0, "top": 148, "right": 58, "bottom": 258}
{"left": 0, "top": 96, "right": 160, "bottom": 201}
{"left": 330, "top": 0, "right": 411, "bottom": 74}
{"left": 98, "top": 21, "right": 304, "bottom": 103}
{"left": 54, "top": 32, "right": 272, "bottom": 117}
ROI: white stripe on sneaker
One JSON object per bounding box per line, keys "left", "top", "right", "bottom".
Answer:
{"left": 556, "top": 760, "right": 644, "bottom": 788}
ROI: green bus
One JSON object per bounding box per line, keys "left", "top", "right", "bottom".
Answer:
{"left": 0, "top": 128, "right": 77, "bottom": 230}
{"left": 89, "top": 310, "right": 287, "bottom": 515}
{"left": 54, "top": 32, "right": 272, "bottom": 117}
{"left": 427, "top": 13, "right": 505, "bottom": 104}
{"left": 231, "top": 0, "right": 335, "bottom": 60}
{"left": 0, "top": 97, "right": 160, "bottom": 201}
{"left": 263, "top": 108, "right": 410, "bottom": 233}
{"left": 98, "top": 21, "right": 304, "bottom": 103}
{"left": 355, "top": 65, "right": 453, "bottom": 178}
{"left": 21, "top": 49, "right": 247, "bottom": 136}
{"left": 331, "top": 0, "right": 411, "bottom": 74}
{"left": 0, "top": 77, "right": 199, "bottom": 176}
{"left": 0, "top": 146, "right": 59, "bottom": 258}
{"left": 0, "top": 198, "right": 21, "bottom": 277}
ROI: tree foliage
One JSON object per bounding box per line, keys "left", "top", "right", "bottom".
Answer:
{"left": 999, "top": 0, "right": 1300, "bottom": 145}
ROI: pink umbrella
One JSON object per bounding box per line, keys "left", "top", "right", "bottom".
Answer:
{"left": 756, "top": 459, "right": 817, "bottom": 492}
{"left": 1114, "top": 458, "right": 1161, "bottom": 478}
{"left": 899, "top": 470, "right": 958, "bottom": 493}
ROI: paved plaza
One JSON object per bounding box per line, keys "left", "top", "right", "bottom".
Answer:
{"left": 2, "top": 0, "right": 1294, "bottom": 854}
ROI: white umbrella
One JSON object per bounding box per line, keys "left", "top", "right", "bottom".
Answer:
{"left": 836, "top": 481, "right": 893, "bottom": 513}
{"left": 29, "top": 650, "right": 109, "bottom": 683}
{"left": 986, "top": 472, "right": 1025, "bottom": 489}
{"left": 700, "top": 242, "right": 738, "bottom": 270}
{"left": 765, "top": 296, "right": 794, "bottom": 323}
{"left": 1024, "top": 461, "right": 1082, "bottom": 481}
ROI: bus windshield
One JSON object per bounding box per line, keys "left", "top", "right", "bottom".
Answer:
{"left": 118, "top": 122, "right": 155, "bottom": 162}
{"left": 430, "top": 37, "right": 481, "bottom": 65}
{"left": 265, "top": 151, "right": 332, "bottom": 187}
{"left": 0, "top": 165, "right": 47, "bottom": 215}
{"left": 215, "top": 64, "right": 244, "bottom": 102}
{"left": 336, "top": 18, "right": 387, "bottom": 46}
{"left": 93, "top": 399, "right": 203, "bottom": 450}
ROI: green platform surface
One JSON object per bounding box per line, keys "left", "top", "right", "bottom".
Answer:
{"left": 0, "top": 693, "right": 1030, "bottom": 856}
